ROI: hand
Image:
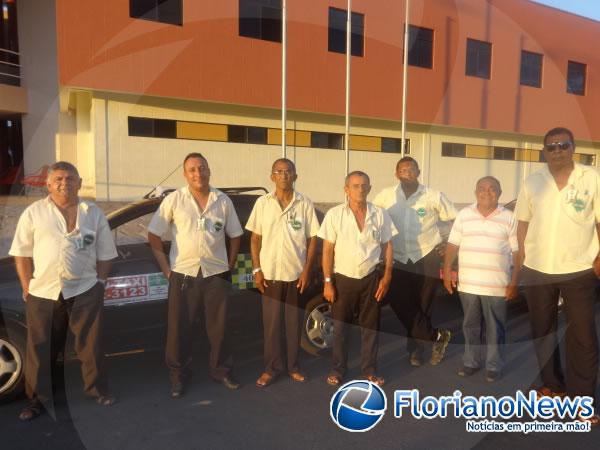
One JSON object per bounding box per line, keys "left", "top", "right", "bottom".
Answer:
{"left": 374, "top": 274, "right": 391, "bottom": 302}
{"left": 443, "top": 273, "right": 456, "bottom": 295}
{"left": 323, "top": 283, "right": 336, "bottom": 303}
{"left": 435, "top": 243, "right": 447, "bottom": 258}
{"left": 505, "top": 283, "right": 519, "bottom": 301}
{"left": 22, "top": 288, "right": 28, "bottom": 303}
{"left": 297, "top": 269, "right": 310, "bottom": 294}
{"left": 594, "top": 257, "right": 600, "bottom": 278}
{"left": 254, "top": 271, "right": 268, "bottom": 294}
{"left": 163, "top": 269, "right": 171, "bottom": 280}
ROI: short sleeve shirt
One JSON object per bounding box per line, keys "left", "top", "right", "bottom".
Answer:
{"left": 448, "top": 204, "right": 518, "bottom": 297}
{"left": 514, "top": 163, "right": 600, "bottom": 274}
{"left": 317, "top": 202, "right": 398, "bottom": 279}
{"left": 147, "top": 186, "right": 243, "bottom": 277}
{"left": 373, "top": 184, "right": 457, "bottom": 263}
{"left": 9, "top": 197, "right": 118, "bottom": 300}
{"left": 245, "top": 191, "right": 320, "bottom": 281}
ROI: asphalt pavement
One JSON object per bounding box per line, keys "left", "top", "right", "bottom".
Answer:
{"left": 2, "top": 294, "right": 600, "bottom": 450}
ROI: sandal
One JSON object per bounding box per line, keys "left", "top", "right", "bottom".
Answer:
{"left": 256, "top": 372, "right": 274, "bottom": 388}
{"left": 326, "top": 375, "right": 342, "bottom": 386}
{"left": 18, "top": 401, "right": 43, "bottom": 421}
{"left": 94, "top": 394, "right": 116, "bottom": 406}
{"left": 364, "top": 374, "right": 385, "bottom": 387}
{"left": 289, "top": 371, "right": 307, "bottom": 383}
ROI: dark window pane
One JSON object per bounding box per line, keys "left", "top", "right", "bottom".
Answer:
{"left": 329, "top": 134, "right": 344, "bottom": 150}
{"left": 408, "top": 25, "right": 433, "bottom": 69}
{"left": 239, "top": 0, "right": 282, "bottom": 42}
{"left": 228, "top": 125, "right": 246, "bottom": 143}
{"left": 130, "top": 0, "right": 157, "bottom": 19}
{"left": 381, "top": 138, "right": 400, "bottom": 153}
{"left": 247, "top": 127, "right": 267, "bottom": 144}
{"left": 441, "top": 142, "right": 466, "bottom": 158}
{"left": 493, "top": 147, "right": 515, "bottom": 160}
{"left": 154, "top": 119, "right": 176, "bottom": 138}
{"left": 311, "top": 132, "right": 329, "bottom": 149}
{"left": 328, "top": 8, "right": 364, "bottom": 57}
{"left": 130, "top": 0, "right": 182, "bottom": 25}
{"left": 465, "top": 38, "right": 491, "bottom": 79}
{"left": 520, "top": 51, "right": 542, "bottom": 88}
{"left": 128, "top": 117, "right": 155, "bottom": 137}
{"left": 567, "top": 61, "right": 586, "bottom": 95}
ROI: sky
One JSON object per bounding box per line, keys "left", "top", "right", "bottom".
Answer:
{"left": 532, "top": 0, "right": 600, "bottom": 21}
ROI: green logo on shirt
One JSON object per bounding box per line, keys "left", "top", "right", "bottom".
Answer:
{"left": 572, "top": 199, "right": 585, "bottom": 212}
{"left": 214, "top": 221, "right": 223, "bottom": 232}
{"left": 416, "top": 207, "right": 427, "bottom": 218}
{"left": 290, "top": 220, "right": 302, "bottom": 230}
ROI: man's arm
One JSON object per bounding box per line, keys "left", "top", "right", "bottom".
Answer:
{"left": 516, "top": 220, "right": 529, "bottom": 272}
{"left": 227, "top": 236, "right": 241, "bottom": 271}
{"left": 442, "top": 243, "right": 459, "bottom": 294}
{"left": 506, "top": 251, "right": 520, "bottom": 300}
{"left": 374, "top": 240, "right": 393, "bottom": 302}
{"left": 322, "top": 240, "right": 336, "bottom": 303}
{"left": 97, "top": 260, "right": 112, "bottom": 282}
{"left": 250, "top": 232, "right": 267, "bottom": 293}
{"left": 594, "top": 223, "right": 600, "bottom": 277}
{"left": 14, "top": 256, "right": 33, "bottom": 301}
{"left": 297, "top": 236, "right": 317, "bottom": 294}
{"left": 148, "top": 232, "right": 171, "bottom": 278}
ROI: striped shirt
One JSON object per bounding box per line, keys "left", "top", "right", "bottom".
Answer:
{"left": 448, "top": 204, "right": 518, "bottom": 297}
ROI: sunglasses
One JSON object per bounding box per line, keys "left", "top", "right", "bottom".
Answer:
{"left": 544, "top": 141, "right": 572, "bottom": 152}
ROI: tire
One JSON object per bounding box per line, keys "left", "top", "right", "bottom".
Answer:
{"left": 0, "top": 327, "right": 26, "bottom": 404}
{"left": 301, "top": 295, "right": 334, "bottom": 356}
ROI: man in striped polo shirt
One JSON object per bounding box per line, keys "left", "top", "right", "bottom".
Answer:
{"left": 442, "top": 176, "right": 519, "bottom": 382}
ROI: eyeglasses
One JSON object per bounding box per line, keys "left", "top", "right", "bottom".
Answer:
{"left": 272, "top": 169, "right": 295, "bottom": 176}
{"left": 544, "top": 141, "right": 572, "bottom": 152}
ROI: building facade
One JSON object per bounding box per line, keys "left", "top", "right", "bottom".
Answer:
{"left": 2, "top": 0, "right": 599, "bottom": 202}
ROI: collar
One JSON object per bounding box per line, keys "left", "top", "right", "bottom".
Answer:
{"left": 396, "top": 182, "right": 425, "bottom": 199}
{"left": 45, "top": 196, "right": 88, "bottom": 211}
{"left": 469, "top": 202, "right": 502, "bottom": 219}
{"left": 343, "top": 201, "right": 376, "bottom": 219}
{"left": 266, "top": 190, "right": 299, "bottom": 212}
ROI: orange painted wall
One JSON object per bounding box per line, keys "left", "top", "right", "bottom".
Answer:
{"left": 55, "top": 0, "right": 600, "bottom": 141}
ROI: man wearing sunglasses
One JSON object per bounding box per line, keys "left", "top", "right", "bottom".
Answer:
{"left": 515, "top": 127, "right": 600, "bottom": 425}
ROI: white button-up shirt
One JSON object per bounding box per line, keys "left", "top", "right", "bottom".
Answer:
{"left": 318, "top": 202, "right": 398, "bottom": 279}
{"left": 245, "top": 191, "right": 320, "bottom": 282}
{"left": 9, "top": 197, "right": 118, "bottom": 300}
{"left": 515, "top": 163, "right": 600, "bottom": 275}
{"left": 148, "top": 186, "right": 243, "bottom": 277}
{"left": 373, "top": 183, "right": 457, "bottom": 263}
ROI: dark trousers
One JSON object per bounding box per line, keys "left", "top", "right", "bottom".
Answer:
{"left": 166, "top": 270, "right": 232, "bottom": 385}
{"left": 25, "top": 282, "right": 107, "bottom": 409}
{"left": 330, "top": 271, "right": 380, "bottom": 377}
{"left": 522, "top": 266, "right": 598, "bottom": 398}
{"left": 262, "top": 280, "right": 301, "bottom": 375}
{"left": 385, "top": 250, "right": 440, "bottom": 354}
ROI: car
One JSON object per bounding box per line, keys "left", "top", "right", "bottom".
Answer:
{"left": 0, "top": 187, "right": 333, "bottom": 403}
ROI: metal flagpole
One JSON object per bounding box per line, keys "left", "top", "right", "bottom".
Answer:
{"left": 344, "top": 0, "right": 351, "bottom": 175}
{"left": 281, "top": 0, "right": 287, "bottom": 158}
{"left": 401, "top": 0, "right": 410, "bottom": 158}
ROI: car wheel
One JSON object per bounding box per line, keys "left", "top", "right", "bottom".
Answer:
{"left": 0, "top": 329, "right": 25, "bottom": 404}
{"left": 301, "top": 295, "right": 334, "bottom": 356}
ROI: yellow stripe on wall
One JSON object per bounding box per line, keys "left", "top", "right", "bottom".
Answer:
{"left": 177, "top": 121, "right": 228, "bottom": 141}
{"left": 466, "top": 144, "right": 493, "bottom": 159}
{"left": 349, "top": 135, "right": 381, "bottom": 152}
{"left": 268, "top": 129, "right": 311, "bottom": 147}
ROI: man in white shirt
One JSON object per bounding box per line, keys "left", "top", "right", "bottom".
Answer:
{"left": 515, "top": 127, "right": 600, "bottom": 425}
{"left": 246, "top": 158, "right": 319, "bottom": 387}
{"left": 443, "top": 176, "right": 519, "bottom": 382}
{"left": 373, "top": 156, "right": 455, "bottom": 367}
{"left": 318, "top": 171, "right": 397, "bottom": 387}
{"left": 148, "top": 153, "right": 243, "bottom": 397}
{"left": 10, "top": 161, "right": 118, "bottom": 421}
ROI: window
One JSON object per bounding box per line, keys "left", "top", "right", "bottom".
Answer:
{"left": 239, "top": 0, "right": 282, "bottom": 42}
{"left": 567, "top": 61, "right": 586, "bottom": 95}
{"left": 441, "top": 142, "right": 466, "bottom": 158}
{"left": 128, "top": 117, "right": 176, "bottom": 138}
{"left": 407, "top": 25, "right": 433, "bottom": 69}
{"left": 227, "top": 125, "right": 268, "bottom": 144}
{"left": 381, "top": 138, "right": 410, "bottom": 154}
{"left": 520, "top": 51, "right": 542, "bottom": 88}
{"left": 493, "top": 147, "right": 516, "bottom": 161}
{"left": 311, "top": 132, "right": 343, "bottom": 150}
{"left": 465, "top": 38, "right": 491, "bottom": 79}
{"left": 577, "top": 154, "right": 595, "bottom": 166}
{"left": 129, "top": 0, "right": 182, "bottom": 26}
{"left": 328, "top": 8, "right": 364, "bottom": 57}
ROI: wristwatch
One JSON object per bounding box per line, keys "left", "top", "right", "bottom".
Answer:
{"left": 252, "top": 267, "right": 262, "bottom": 275}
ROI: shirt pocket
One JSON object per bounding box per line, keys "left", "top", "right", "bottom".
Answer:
{"left": 562, "top": 188, "right": 594, "bottom": 225}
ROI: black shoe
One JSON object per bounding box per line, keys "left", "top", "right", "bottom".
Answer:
{"left": 457, "top": 366, "right": 479, "bottom": 377}
{"left": 171, "top": 383, "right": 184, "bottom": 398}
{"left": 220, "top": 376, "right": 240, "bottom": 390}
{"left": 485, "top": 370, "right": 501, "bottom": 382}
{"left": 430, "top": 330, "right": 452, "bottom": 365}
{"left": 409, "top": 351, "right": 423, "bottom": 367}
